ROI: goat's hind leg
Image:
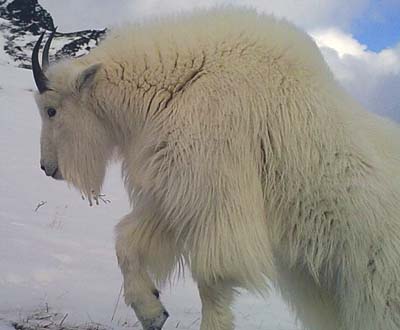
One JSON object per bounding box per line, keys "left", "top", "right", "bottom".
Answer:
{"left": 115, "top": 211, "right": 176, "bottom": 330}
{"left": 275, "top": 261, "right": 340, "bottom": 330}
{"left": 198, "top": 281, "right": 235, "bottom": 330}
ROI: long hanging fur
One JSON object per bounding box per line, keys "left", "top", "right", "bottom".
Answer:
{"left": 34, "top": 8, "right": 400, "bottom": 330}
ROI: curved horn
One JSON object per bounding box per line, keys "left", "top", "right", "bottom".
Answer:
{"left": 42, "top": 27, "right": 57, "bottom": 71}
{"left": 32, "top": 31, "right": 49, "bottom": 93}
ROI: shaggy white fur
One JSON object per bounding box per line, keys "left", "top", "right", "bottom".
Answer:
{"left": 34, "top": 8, "right": 400, "bottom": 330}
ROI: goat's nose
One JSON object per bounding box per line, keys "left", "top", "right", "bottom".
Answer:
{"left": 40, "top": 163, "right": 58, "bottom": 177}
{"left": 41, "top": 164, "right": 53, "bottom": 176}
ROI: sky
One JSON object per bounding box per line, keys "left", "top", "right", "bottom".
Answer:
{"left": 351, "top": 1, "right": 400, "bottom": 51}
{"left": 38, "top": 0, "right": 400, "bottom": 121}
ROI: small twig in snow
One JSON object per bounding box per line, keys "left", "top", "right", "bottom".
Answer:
{"left": 86, "top": 312, "right": 94, "bottom": 324}
{"left": 187, "top": 317, "right": 200, "bottom": 329}
{"left": 98, "top": 194, "right": 111, "bottom": 204}
{"left": 111, "top": 284, "right": 123, "bottom": 322}
{"left": 59, "top": 313, "right": 68, "bottom": 326}
{"left": 92, "top": 191, "right": 111, "bottom": 205}
{"left": 34, "top": 201, "right": 47, "bottom": 212}
{"left": 82, "top": 192, "right": 111, "bottom": 206}
{"left": 36, "top": 315, "right": 51, "bottom": 320}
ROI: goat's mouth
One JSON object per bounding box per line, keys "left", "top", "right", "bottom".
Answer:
{"left": 51, "top": 168, "right": 64, "bottom": 180}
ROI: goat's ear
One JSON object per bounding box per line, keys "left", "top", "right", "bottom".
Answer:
{"left": 76, "top": 63, "right": 102, "bottom": 92}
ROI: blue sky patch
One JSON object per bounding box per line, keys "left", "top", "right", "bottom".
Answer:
{"left": 351, "top": 1, "right": 400, "bottom": 52}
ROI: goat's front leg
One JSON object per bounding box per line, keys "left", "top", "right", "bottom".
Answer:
{"left": 198, "top": 281, "right": 235, "bottom": 330}
{"left": 117, "top": 254, "right": 168, "bottom": 330}
{"left": 115, "top": 212, "right": 174, "bottom": 330}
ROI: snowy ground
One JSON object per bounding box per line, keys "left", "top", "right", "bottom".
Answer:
{"left": 0, "top": 52, "right": 299, "bottom": 330}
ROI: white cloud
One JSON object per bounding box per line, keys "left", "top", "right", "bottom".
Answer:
{"left": 229, "top": 0, "right": 369, "bottom": 30}
{"left": 39, "top": 0, "right": 369, "bottom": 31}
{"left": 122, "top": 0, "right": 369, "bottom": 30}
{"left": 311, "top": 29, "right": 368, "bottom": 58}
{"left": 311, "top": 28, "right": 400, "bottom": 121}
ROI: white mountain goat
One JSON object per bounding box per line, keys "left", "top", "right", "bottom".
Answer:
{"left": 32, "top": 9, "right": 400, "bottom": 330}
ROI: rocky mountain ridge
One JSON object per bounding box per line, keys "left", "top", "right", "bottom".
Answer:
{"left": 0, "top": 0, "right": 106, "bottom": 69}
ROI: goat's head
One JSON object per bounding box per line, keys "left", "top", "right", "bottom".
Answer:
{"left": 32, "top": 30, "right": 113, "bottom": 202}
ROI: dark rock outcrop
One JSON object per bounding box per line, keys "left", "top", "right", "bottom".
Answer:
{"left": 0, "top": 0, "right": 106, "bottom": 69}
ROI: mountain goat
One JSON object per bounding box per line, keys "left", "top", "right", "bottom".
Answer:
{"left": 32, "top": 8, "right": 400, "bottom": 330}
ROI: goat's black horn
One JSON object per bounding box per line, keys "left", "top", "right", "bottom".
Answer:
{"left": 42, "top": 27, "right": 57, "bottom": 71}
{"left": 32, "top": 31, "right": 49, "bottom": 93}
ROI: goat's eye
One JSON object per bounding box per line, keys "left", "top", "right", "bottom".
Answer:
{"left": 47, "top": 108, "right": 57, "bottom": 118}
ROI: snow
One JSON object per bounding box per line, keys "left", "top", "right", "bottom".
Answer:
{"left": 0, "top": 321, "right": 14, "bottom": 330}
{"left": 0, "top": 62, "right": 299, "bottom": 329}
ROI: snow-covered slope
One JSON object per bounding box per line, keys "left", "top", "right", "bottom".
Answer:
{"left": 0, "top": 2, "right": 299, "bottom": 330}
